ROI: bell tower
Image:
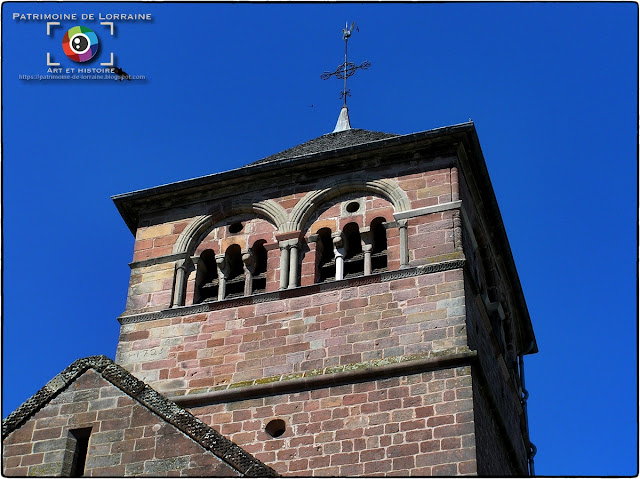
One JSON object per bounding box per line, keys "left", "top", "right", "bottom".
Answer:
{"left": 112, "top": 115, "right": 537, "bottom": 475}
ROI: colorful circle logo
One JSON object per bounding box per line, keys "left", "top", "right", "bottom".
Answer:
{"left": 62, "top": 26, "right": 99, "bottom": 62}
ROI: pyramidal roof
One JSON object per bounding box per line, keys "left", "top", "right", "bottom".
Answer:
{"left": 250, "top": 127, "right": 398, "bottom": 166}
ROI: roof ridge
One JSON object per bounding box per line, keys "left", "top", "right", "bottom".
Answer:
{"left": 1, "top": 355, "right": 277, "bottom": 477}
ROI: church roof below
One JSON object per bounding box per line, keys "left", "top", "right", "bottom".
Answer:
{"left": 249, "top": 128, "right": 399, "bottom": 166}
{"left": 2, "top": 355, "right": 277, "bottom": 477}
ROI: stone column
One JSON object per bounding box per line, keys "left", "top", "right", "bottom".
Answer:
{"left": 397, "top": 219, "right": 409, "bottom": 268}
{"left": 332, "top": 231, "right": 346, "bottom": 281}
{"left": 191, "top": 255, "right": 205, "bottom": 304}
{"left": 242, "top": 249, "right": 256, "bottom": 296}
{"left": 288, "top": 240, "right": 300, "bottom": 289}
{"left": 215, "top": 254, "right": 227, "bottom": 301}
{"left": 360, "top": 228, "right": 373, "bottom": 276}
{"left": 172, "top": 256, "right": 193, "bottom": 307}
{"left": 278, "top": 241, "right": 290, "bottom": 290}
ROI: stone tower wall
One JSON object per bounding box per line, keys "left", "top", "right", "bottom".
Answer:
{"left": 113, "top": 138, "right": 533, "bottom": 476}
{"left": 189, "top": 367, "right": 477, "bottom": 476}
{"left": 457, "top": 164, "right": 529, "bottom": 475}
{"left": 117, "top": 269, "right": 468, "bottom": 395}
{"left": 113, "top": 157, "right": 484, "bottom": 475}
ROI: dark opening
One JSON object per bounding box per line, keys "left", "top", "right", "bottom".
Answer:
{"left": 69, "top": 427, "right": 92, "bottom": 477}
{"left": 251, "top": 240, "right": 268, "bottom": 294}
{"left": 316, "top": 228, "right": 335, "bottom": 282}
{"left": 371, "top": 217, "right": 388, "bottom": 273}
{"left": 345, "top": 201, "right": 360, "bottom": 213}
{"left": 265, "top": 419, "right": 286, "bottom": 438}
{"left": 197, "top": 249, "right": 219, "bottom": 302}
{"left": 343, "top": 222, "right": 364, "bottom": 278}
{"left": 225, "top": 244, "right": 245, "bottom": 298}
{"left": 228, "top": 222, "right": 244, "bottom": 234}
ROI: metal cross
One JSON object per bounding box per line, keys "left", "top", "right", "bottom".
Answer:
{"left": 321, "top": 22, "right": 371, "bottom": 107}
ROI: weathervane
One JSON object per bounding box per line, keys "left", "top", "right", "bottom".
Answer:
{"left": 321, "top": 22, "right": 371, "bottom": 107}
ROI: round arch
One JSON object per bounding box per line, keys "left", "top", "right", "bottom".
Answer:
{"left": 173, "top": 198, "right": 288, "bottom": 255}
{"left": 286, "top": 178, "right": 410, "bottom": 233}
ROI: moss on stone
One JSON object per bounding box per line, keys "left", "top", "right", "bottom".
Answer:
{"left": 371, "top": 356, "right": 401, "bottom": 367}
{"left": 28, "top": 463, "right": 64, "bottom": 476}
{"left": 281, "top": 373, "right": 304, "bottom": 381}
{"left": 402, "top": 352, "right": 429, "bottom": 362}
{"left": 228, "top": 380, "right": 255, "bottom": 389}
{"left": 324, "top": 365, "right": 345, "bottom": 374}
{"left": 304, "top": 368, "right": 323, "bottom": 377}
{"left": 343, "top": 362, "right": 370, "bottom": 372}
{"left": 255, "top": 376, "right": 280, "bottom": 385}
{"left": 187, "top": 388, "right": 208, "bottom": 395}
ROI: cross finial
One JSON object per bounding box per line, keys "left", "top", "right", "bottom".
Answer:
{"left": 321, "top": 22, "right": 371, "bottom": 108}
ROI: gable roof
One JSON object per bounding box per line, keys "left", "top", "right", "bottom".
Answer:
{"left": 1, "top": 355, "right": 277, "bottom": 477}
{"left": 249, "top": 128, "right": 399, "bottom": 166}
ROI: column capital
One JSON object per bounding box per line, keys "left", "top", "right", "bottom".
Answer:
{"left": 175, "top": 256, "right": 193, "bottom": 272}
{"left": 275, "top": 230, "right": 302, "bottom": 242}
{"left": 242, "top": 249, "right": 256, "bottom": 274}
{"left": 215, "top": 254, "right": 228, "bottom": 276}
{"left": 331, "top": 230, "right": 345, "bottom": 247}
{"left": 360, "top": 230, "right": 373, "bottom": 248}
{"left": 279, "top": 238, "right": 300, "bottom": 250}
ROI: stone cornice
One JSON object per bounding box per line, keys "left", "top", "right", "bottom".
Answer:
{"left": 393, "top": 200, "right": 462, "bottom": 221}
{"left": 168, "top": 348, "right": 478, "bottom": 407}
{"left": 1, "top": 356, "right": 277, "bottom": 477}
{"left": 118, "top": 258, "right": 466, "bottom": 325}
{"left": 112, "top": 123, "right": 472, "bottom": 235}
{"left": 129, "top": 252, "right": 189, "bottom": 269}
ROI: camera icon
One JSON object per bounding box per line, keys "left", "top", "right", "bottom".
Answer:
{"left": 62, "top": 26, "right": 99, "bottom": 62}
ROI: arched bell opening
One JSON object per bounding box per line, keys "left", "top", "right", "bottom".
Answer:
{"left": 224, "top": 244, "right": 244, "bottom": 299}
{"left": 316, "top": 228, "right": 335, "bottom": 282}
{"left": 251, "top": 240, "right": 268, "bottom": 294}
{"left": 197, "top": 249, "right": 219, "bottom": 303}
{"left": 370, "top": 217, "right": 388, "bottom": 273}
{"left": 343, "top": 222, "right": 364, "bottom": 279}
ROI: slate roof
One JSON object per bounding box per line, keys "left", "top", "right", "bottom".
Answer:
{"left": 249, "top": 128, "right": 399, "bottom": 166}
{"left": 1, "top": 356, "right": 277, "bottom": 477}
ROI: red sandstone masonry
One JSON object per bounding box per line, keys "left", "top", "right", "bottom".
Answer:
{"left": 126, "top": 168, "right": 455, "bottom": 314}
{"left": 116, "top": 270, "right": 467, "bottom": 393}
{"left": 107, "top": 159, "right": 494, "bottom": 476}
{"left": 2, "top": 371, "right": 238, "bottom": 477}
{"left": 190, "top": 368, "right": 476, "bottom": 477}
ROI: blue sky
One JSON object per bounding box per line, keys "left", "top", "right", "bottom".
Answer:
{"left": 2, "top": 2, "right": 637, "bottom": 475}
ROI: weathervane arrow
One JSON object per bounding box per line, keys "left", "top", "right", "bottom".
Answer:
{"left": 321, "top": 22, "right": 371, "bottom": 106}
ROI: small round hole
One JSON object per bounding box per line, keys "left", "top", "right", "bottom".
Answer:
{"left": 228, "top": 222, "right": 243, "bottom": 234}
{"left": 346, "top": 201, "right": 360, "bottom": 213}
{"left": 265, "top": 419, "right": 286, "bottom": 438}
